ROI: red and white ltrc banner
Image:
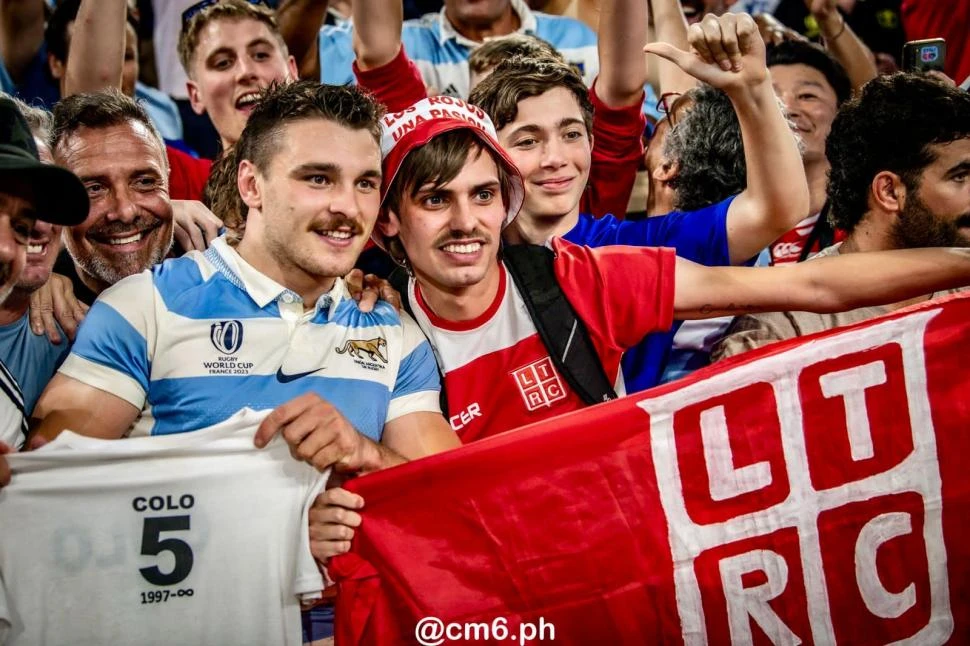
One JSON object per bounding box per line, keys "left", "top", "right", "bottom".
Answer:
{"left": 331, "top": 293, "right": 970, "bottom": 645}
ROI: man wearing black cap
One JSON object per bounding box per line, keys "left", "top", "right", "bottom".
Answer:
{"left": 0, "top": 93, "right": 87, "bottom": 473}
{"left": 0, "top": 96, "right": 82, "bottom": 418}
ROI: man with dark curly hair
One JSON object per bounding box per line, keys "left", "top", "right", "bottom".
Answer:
{"left": 714, "top": 73, "right": 970, "bottom": 360}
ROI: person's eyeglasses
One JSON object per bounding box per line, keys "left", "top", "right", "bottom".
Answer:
{"left": 656, "top": 92, "right": 684, "bottom": 127}
{"left": 181, "top": 0, "right": 271, "bottom": 26}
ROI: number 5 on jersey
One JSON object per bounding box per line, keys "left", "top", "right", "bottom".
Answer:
{"left": 139, "top": 516, "right": 193, "bottom": 586}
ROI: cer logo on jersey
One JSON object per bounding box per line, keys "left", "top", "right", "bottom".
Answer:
{"left": 210, "top": 320, "right": 244, "bottom": 355}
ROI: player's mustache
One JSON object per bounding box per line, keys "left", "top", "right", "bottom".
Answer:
{"left": 312, "top": 216, "right": 364, "bottom": 235}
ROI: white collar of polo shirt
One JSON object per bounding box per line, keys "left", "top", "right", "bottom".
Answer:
{"left": 436, "top": 0, "right": 537, "bottom": 48}
{"left": 208, "top": 237, "right": 347, "bottom": 319}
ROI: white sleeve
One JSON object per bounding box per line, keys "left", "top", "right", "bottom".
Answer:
{"left": 386, "top": 313, "right": 443, "bottom": 423}
{"left": 0, "top": 407, "right": 24, "bottom": 452}
{"left": 57, "top": 271, "right": 159, "bottom": 409}
{"left": 294, "top": 468, "right": 331, "bottom": 601}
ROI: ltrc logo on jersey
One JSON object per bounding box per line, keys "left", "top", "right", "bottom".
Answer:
{"left": 210, "top": 320, "right": 244, "bottom": 355}
{"left": 511, "top": 357, "right": 567, "bottom": 411}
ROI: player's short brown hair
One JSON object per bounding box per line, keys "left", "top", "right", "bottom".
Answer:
{"left": 220, "top": 80, "right": 383, "bottom": 239}
{"left": 469, "top": 55, "right": 593, "bottom": 135}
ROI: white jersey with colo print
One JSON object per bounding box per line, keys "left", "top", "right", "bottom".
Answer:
{"left": 0, "top": 409, "right": 327, "bottom": 646}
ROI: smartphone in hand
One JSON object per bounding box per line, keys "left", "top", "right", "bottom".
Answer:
{"left": 902, "top": 38, "right": 946, "bottom": 74}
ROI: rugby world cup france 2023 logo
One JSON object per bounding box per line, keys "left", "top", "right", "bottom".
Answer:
{"left": 210, "top": 320, "right": 244, "bottom": 355}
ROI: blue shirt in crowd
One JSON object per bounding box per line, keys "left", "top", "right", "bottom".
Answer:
{"left": 563, "top": 196, "right": 736, "bottom": 393}
{"left": 0, "top": 313, "right": 70, "bottom": 415}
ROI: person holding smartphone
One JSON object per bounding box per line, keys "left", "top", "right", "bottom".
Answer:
{"left": 715, "top": 72, "right": 970, "bottom": 359}
{"left": 901, "top": 0, "right": 970, "bottom": 87}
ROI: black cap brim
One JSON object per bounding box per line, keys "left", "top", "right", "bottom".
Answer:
{"left": 0, "top": 158, "right": 89, "bottom": 227}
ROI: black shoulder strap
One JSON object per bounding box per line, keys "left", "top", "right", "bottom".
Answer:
{"left": 503, "top": 244, "right": 618, "bottom": 406}
{"left": 389, "top": 267, "right": 450, "bottom": 417}
{"left": 798, "top": 201, "right": 836, "bottom": 262}
{"left": 388, "top": 267, "right": 411, "bottom": 311}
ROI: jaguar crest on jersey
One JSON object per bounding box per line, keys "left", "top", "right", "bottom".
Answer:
{"left": 336, "top": 337, "right": 388, "bottom": 371}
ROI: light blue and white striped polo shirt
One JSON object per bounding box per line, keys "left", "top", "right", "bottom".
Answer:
{"left": 58, "top": 237, "right": 442, "bottom": 440}
{"left": 318, "top": 0, "right": 600, "bottom": 99}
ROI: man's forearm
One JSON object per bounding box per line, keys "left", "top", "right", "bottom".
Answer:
{"left": 64, "top": 0, "right": 127, "bottom": 96}
{"left": 277, "top": 0, "right": 328, "bottom": 78}
{"left": 596, "top": 0, "right": 648, "bottom": 107}
{"left": 352, "top": 0, "right": 403, "bottom": 70}
{"left": 803, "top": 247, "right": 970, "bottom": 313}
{"left": 359, "top": 436, "right": 407, "bottom": 473}
{"left": 816, "top": 10, "right": 877, "bottom": 92}
{"left": 650, "top": 0, "right": 696, "bottom": 96}
{"left": 0, "top": 0, "right": 46, "bottom": 82}
{"left": 676, "top": 248, "right": 970, "bottom": 320}
{"left": 730, "top": 79, "right": 811, "bottom": 250}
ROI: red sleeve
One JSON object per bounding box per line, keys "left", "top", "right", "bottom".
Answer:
{"left": 551, "top": 237, "right": 675, "bottom": 353}
{"left": 353, "top": 46, "right": 428, "bottom": 113}
{"left": 165, "top": 145, "right": 212, "bottom": 201}
{"left": 580, "top": 80, "right": 646, "bottom": 220}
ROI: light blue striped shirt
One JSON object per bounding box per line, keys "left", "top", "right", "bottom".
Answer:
{"left": 318, "top": 0, "right": 599, "bottom": 99}
{"left": 59, "top": 237, "right": 441, "bottom": 439}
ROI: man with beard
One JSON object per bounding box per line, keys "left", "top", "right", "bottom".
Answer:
{"left": 49, "top": 89, "right": 175, "bottom": 306}
{"left": 0, "top": 94, "right": 88, "bottom": 463}
{"left": 714, "top": 73, "right": 970, "bottom": 359}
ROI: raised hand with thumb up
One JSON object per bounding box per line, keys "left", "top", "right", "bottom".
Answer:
{"left": 644, "top": 13, "right": 768, "bottom": 95}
